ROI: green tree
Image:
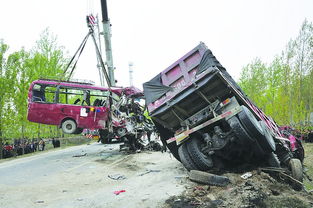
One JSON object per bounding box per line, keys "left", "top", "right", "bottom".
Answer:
{"left": 0, "top": 40, "right": 9, "bottom": 158}
{"left": 238, "top": 20, "right": 313, "bottom": 129}
{"left": 0, "top": 29, "right": 69, "bottom": 144}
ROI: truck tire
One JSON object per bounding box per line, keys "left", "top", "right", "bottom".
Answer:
{"left": 289, "top": 158, "right": 303, "bottom": 182}
{"left": 228, "top": 116, "right": 254, "bottom": 143}
{"left": 258, "top": 121, "right": 276, "bottom": 153}
{"left": 186, "top": 137, "right": 213, "bottom": 171}
{"left": 189, "top": 170, "right": 230, "bottom": 186}
{"left": 61, "top": 119, "right": 77, "bottom": 134}
{"left": 237, "top": 106, "right": 264, "bottom": 140}
{"left": 178, "top": 143, "right": 199, "bottom": 171}
{"left": 267, "top": 152, "right": 280, "bottom": 167}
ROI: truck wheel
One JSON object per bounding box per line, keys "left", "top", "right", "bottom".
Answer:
{"left": 186, "top": 137, "right": 213, "bottom": 171}
{"left": 267, "top": 152, "right": 280, "bottom": 167}
{"left": 189, "top": 170, "right": 230, "bottom": 186}
{"left": 61, "top": 119, "right": 77, "bottom": 134}
{"left": 237, "top": 106, "right": 263, "bottom": 140}
{"left": 178, "top": 143, "right": 199, "bottom": 171}
{"left": 258, "top": 121, "right": 276, "bottom": 153}
{"left": 228, "top": 116, "right": 254, "bottom": 143}
{"left": 289, "top": 158, "right": 303, "bottom": 182}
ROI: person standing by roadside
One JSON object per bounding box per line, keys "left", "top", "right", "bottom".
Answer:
{"left": 42, "top": 140, "right": 45, "bottom": 151}
{"left": 52, "top": 138, "right": 56, "bottom": 148}
{"left": 38, "top": 139, "right": 43, "bottom": 151}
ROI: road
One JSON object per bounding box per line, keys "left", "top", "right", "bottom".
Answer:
{"left": 0, "top": 142, "right": 187, "bottom": 208}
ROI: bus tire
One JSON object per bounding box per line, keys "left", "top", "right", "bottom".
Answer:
{"left": 186, "top": 136, "right": 213, "bottom": 171}
{"left": 74, "top": 128, "right": 84, "bottom": 135}
{"left": 178, "top": 143, "right": 199, "bottom": 171}
{"left": 61, "top": 119, "right": 77, "bottom": 134}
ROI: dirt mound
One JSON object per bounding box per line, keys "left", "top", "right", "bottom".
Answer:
{"left": 164, "top": 170, "right": 313, "bottom": 208}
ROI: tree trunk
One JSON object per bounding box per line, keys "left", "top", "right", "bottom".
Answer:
{"left": 37, "top": 124, "right": 41, "bottom": 139}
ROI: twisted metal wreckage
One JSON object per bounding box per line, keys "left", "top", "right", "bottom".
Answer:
{"left": 27, "top": 10, "right": 156, "bottom": 152}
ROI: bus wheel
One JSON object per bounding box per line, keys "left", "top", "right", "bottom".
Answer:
{"left": 61, "top": 119, "right": 77, "bottom": 134}
{"left": 74, "top": 128, "right": 84, "bottom": 134}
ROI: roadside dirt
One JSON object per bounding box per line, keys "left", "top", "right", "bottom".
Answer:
{"left": 163, "top": 143, "right": 313, "bottom": 208}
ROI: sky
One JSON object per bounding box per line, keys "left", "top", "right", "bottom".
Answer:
{"left": 0, "top": 0, "right": 313, "bottom": 89}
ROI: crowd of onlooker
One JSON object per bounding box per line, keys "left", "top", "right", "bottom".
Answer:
{"left": 1, "top": 138, "right": 61, "bottom": 159}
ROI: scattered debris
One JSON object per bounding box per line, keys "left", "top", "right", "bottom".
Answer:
{"left": 241, "top": 172, "right": 253, "bottom": 180}
{"left": 145, "top": 141, "right": 163, "bottom": 151}
{"left": 189, "top": 170, "right": 230, "bottom": 187}
{"left": 73, "top": 153, "right": 87, "bottom": 157}
{"left": 108, "top": 174, "right": 127, "bottom": 180}
{"left": 164, "top": 170, "right": 313, "bottom": 208}
{"left": 174, "top": 175, "right": 188, "bottom": 180}
{"left": 138, "top": 169, "right": 161, "bottom": 176}
{"left": 113, "top": 190, "right": 126, "bottom": 195}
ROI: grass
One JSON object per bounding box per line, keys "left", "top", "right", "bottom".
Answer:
{"left": 303, "top": 143, "right": 313, "bottom": 191}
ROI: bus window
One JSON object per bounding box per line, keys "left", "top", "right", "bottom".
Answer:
{"left": 32, "top": 84, "right": 45, "bottom": 102}
{"left": 57, "top": 87, "right": 112, "bottom": 107}
{"left": 58, "top": 87, "right": 85, "bottom": 105}
{"left": 31, "top": 84, "right": 57, "bottom": 103}
{"left": 90, "top": 90, "right": 110, "bottom": 106}
{"left": 45, "top": 85, "right": 57, "bottom": 103}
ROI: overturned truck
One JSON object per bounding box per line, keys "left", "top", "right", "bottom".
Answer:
{"left": 143, "top": 42, "right": 304, "bottom": 180}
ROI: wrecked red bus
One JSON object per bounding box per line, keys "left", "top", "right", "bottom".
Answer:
{"left": 27, "top": 79, "right": 118, "bottom": 134}
{"left": 27, "top": 79, "right": 150, "bottom": 147}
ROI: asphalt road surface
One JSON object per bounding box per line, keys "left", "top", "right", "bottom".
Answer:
{"left": 0, "top": 142, "right": 187, "bottom": 208}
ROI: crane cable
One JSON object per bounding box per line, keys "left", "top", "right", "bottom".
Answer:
{"left": 63, "top": 31, "right": 91, "bottom": 80}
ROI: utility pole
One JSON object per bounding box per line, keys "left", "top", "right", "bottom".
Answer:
{"left": 128, "top": 62, "right": 134, "bottom": 86}
{"left": 100, "top": 0, "right": 115, "bottom": 86}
